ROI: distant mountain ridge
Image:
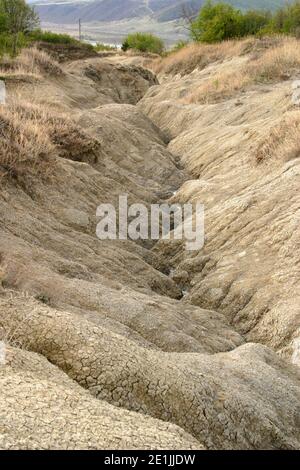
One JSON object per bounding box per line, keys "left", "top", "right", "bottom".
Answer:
{"left": 31, "top": 0, "right": 287, "bottom": 25}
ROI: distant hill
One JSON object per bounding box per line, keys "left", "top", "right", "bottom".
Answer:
{"left": 31, "top": 0, "right": 287, "bottom": 25}
{"left": 154, "top": 0, "right": 286, "bottom": 22}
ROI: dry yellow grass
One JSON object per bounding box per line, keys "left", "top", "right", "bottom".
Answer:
{"left": 249, "top": 38, "right": 300, "bottom": 82}
{"left": 0, "top": 100, "right": 100, "bottom": 183}
{"left": 152, "top": 38, "right": 257, "bottom": 76}
{"left": 18, "top": 47, "right": 63, "bottom": 76}
{"left": 256, "top": 111, "right": 300, "bottom": 164}
{"left": 185, "top": 70, "right": 251, "bottom": 104}
{"left": 184, "top": 37, "right": 300, "bottom": 104}
{"left": 11, "top": 100, "right": 101, "bottom": 163}
{"left": 0, "top": 47, "right": 63, "bottom": 80}
{"left": 0, "top": 103, "right": 55, "bottom": 181}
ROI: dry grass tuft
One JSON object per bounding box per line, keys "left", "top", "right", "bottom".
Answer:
{"left": 0, "top": 47, "right": 63, "bottom": 80}
{"left": 248, "top": 38, "right": 300, "bottom": 82}
{"left": 18, "top": 47, "right": 63, "bottom": 76}
{"left": 256, "top": 112, "right": 300, "bottom": 164}
{"left": 0, "top": 100, "right": 101, "bottom": 184}
{"left": 184, "top": 37, "right": 300, "bottom": 104}
{"left": 152, "top": 38, "right": 256, "bottom": 76}
{"left": 11, "top": 100, "right": 101, "bottom": 163}
{"left": 0, "top": 104, "right": 55, "bottom": 181}
{"left": 185, "top": 70, "right": 251, "bottom": 104}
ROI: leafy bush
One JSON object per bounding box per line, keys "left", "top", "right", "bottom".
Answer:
{"left": 28, "top": 30, "right": 98, "bottom": 55}
{"left": 28, "top": 30, "right": 80, "bottom": 45}
{"left": 122, "top": 33, "right": 164, "bottom": 54}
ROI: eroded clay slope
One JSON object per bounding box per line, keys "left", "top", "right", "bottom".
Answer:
{"left": 140, "top": 49, "right": 300, "bottom": 364}
{"left": 0, "top": 97, "right": 241, "bottom": 354}
{"left": 1, "top": 48, "right": 300, "bottom": 450}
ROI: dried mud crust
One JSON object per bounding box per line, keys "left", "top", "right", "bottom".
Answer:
{"left": 0, "top": 346, "right": 203, "bottom": 450}
{"left": 1, "top": 293, "right": 300, "bottom": 450}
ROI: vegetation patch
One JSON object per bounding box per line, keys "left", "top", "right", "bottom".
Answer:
{"left": 0, "top": 0, "right": 39, "bottom": 56}
{"left": 0, "top": 100, "right": 101, "bottom": 184}
{"left": 152, "top": 1, "right": 300, "bottom": 77}
{"left": 190, "top": 1, "right": 271, "bottom": 44}
{"left": 0, "top": 1, "right": 97, "bottom": 59}
{"left": 183, "top": 38, "right": 300, "bottom": 104}
{"left": 28, "top": 30, "right": 82, "bottom": 46}
{"left": 0, "top": 47, "right": 63, "bottom": 80}
{"left": 122, "top": 33, "right": 165, "bottom": 55}
{"left": 94, "top": 43, "right": 117, "bottom": 52}
{"left": 152, "top": 38, "right": 254, "bottom": 75}
{"left": 190, "top": 0, "right": 300, "bottom": 44}
{"left": 0, "top": 103, "right": 55, "bottom": 182}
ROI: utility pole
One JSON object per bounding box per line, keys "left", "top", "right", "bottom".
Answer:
{"left": 79, "top": 18, "right": 82, "bottom": 41}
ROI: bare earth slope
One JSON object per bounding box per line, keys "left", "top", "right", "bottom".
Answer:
{"left": 0, "top": 43, "right": 300, "bottom": 449}
{"left": 140, "top": 39, "right": 300, "bottom": 364}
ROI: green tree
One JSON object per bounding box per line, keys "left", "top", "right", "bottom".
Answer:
{"left": 0, "top": 0, "right": 39, "bottom": 55}
{"left": 190, "top": 1, "right": 243, "bottom": 43}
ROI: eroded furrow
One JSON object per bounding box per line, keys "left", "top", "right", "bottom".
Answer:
{"left": 1, "top": 49, "right": 300, "bottom": 450}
